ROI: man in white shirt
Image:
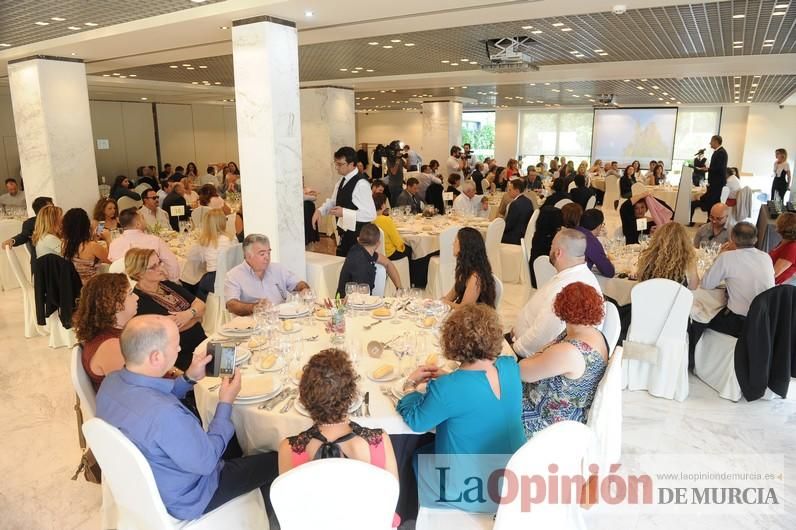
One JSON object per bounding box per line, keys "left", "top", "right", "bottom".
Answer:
{"left": 108, "top": 208, "right": 181, "bottom": 282}
{"left": 403, "top": 145, "right": 423, "bottom": 171}
{"left": 199, "top": 166, "right": 220, "bottom": 187}
{"left": 510, "top": 229, "right": 602, "bottom": 357}
{"left": 138, "top": 189, "right": 172, "bottom": 231}
{"left": 157, "top": 180, "right": 172, "bottom": 203}
{"left": 446, "top": 146, "right": 465, "bottom": 178}
{"left": 312, "top": 146, "right": 377, "bottom": 257}
{"left": 416, "top": 165, "right": 442, "bottom": 201}
{"left": 452, "top": 181, "right": 489, "bottom": 218}
{"left": 0, "top": 178, "right": 26, "bottom": 209}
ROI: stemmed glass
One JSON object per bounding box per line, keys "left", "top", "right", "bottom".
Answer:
{"left": 395, "top": 288, "right": 409, "bottom": 321}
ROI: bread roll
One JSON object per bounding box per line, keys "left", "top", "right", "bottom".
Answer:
{"left": 373, "top": 307, "right": 391, "bottom": 317}
{"left": 373, "top": 364, "right": 394, "bottom": 379}
{"left": 259, "top": 354, "right": 277, "bottom": 369}
{"left": 315, "top": 308, "right": 330, "bottom": 317}
{"left": 282, "top": 320, "right": 293, "bottom": 332}
{"left": 425, "top": 353, "right": 438, "bottom": 366}
{"left": 423, "top": 316, "right": 435, "bottom": 327}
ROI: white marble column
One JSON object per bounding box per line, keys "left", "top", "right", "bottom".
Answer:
{"left": 421, "top": 101, "right": 463, "bottom": 169}
{"left": 7, "top": 56, "right": 99, "bottom": 215}
{"left": 232, "top": 16, "right": 305, "bottom": 277}
{"left": 300, "top": 87, "right": 355, "bottom": 200}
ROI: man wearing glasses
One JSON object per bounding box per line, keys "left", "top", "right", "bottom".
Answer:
{"left": 693, "top": 203, "right": 730, "bottom": 248}
{"left": 311, "top": 146, "right": 377, "bottom": 256}
{"left": 139, "top": 189, "right": 172, "bottom": 231}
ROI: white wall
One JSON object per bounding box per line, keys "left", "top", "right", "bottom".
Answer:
{"left": 741, "top": 105, "right": 796, "bottom": 177}
{"left": 355, "top": 111, "right": 424, "bottom": 158}
{"left": 718, "top": 106, "right": 749, "bottom": 169}
{"left": 494, "top": 109, "right": 520, "bottom": 164}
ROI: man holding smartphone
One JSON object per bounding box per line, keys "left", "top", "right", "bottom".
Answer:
{"left": 97, "top": 315, "right": 278, "bottom": 521}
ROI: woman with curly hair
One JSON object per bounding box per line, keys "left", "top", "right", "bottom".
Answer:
{"left": 61, "top": 208, "right": 111, "bottom": 284}
{"left": 91, "top": 197, "right": 119, "bottom": 235}
{"left": 398, "top": 304, "right": 525, "bottom": 456}
{"left": 635, "top": 222, "right": 699, "bottom": 289}
{"left": 442, "top": 227, "right": 496, "bottom": 309}
{"left": 520, "top": 282, "right": 608, "bottom": 438}
{"left": 73, "top": 273, "right": 140, "bottom": 391}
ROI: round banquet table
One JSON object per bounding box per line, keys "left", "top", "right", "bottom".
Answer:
{"left": 393, "top": 215, "right": 491, "bottom": 259}
{"left": 589, "top": 177, "right": 703, "bottom": 204}
{"left": 0, "top": 217, "right": 30, "bottom": 291}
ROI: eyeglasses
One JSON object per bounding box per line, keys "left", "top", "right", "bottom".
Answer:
{"left": 145, "top": 195, "right": 158, "bottom": 200}
{"left": 146, "top": 259, "right": 164, "bottom": 271}
{"left": 709, "top": 216, "right": 727, "bottom": 222}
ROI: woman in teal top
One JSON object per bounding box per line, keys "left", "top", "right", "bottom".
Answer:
{"left": 396, "top": 304, "right": 525, "bottom": 456}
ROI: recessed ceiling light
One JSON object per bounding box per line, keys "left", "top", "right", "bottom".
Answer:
{"left": 391, "top": 89, "right": 396, "bottom": 92}
{"left": 651, "top": 85, "right": 659, "bottom": 89}
{"left": 752, "top": 83, "right": 759, "bottom": 87}
{"left": 382, "top": 45, "right": 393, "bottom": 49}
{"left": 529, "top": 83, "right": 536, "bottom": 86}
{"left": 350, "top": 70, "right": 359, "bottom": 74}
{"left": 191, "top": 81, "right": 199, "bottom": 85}
{"left": 561, "top": 27, "right": 572, "bottom": 32}
{"left": 468, "top": 61, "right": 478, "bottom": 65}
{"left": 129, "top": 74, "right": 136, "bottom": 77}
{"left": 214, "top": 82, "right": 221, "bottom": 85}
{"left": 640, "top": 78, "right": 648, "bottom": 82}
{"left": 774, "top": 3, "right": 789, "bottom": 8}
{"left": 764, "top": 39, "right": 776, "bottom": 43}
{"left": 570, "top": 50, "right": 579, "bottom": 54}
{"left": 112, "top": 73, "right": 120, "bottom": 76}
{"left": 51, "top": 17, "right": 66, "bottom": 22}
{"left": 649, "top": 92, "right": 654, "bottom": 95}
{"left": 552, "top": 89, "right": 560, "bottom": 92}
{"left": 763, "top": 43, "right": 774, "bottom": 47}
{"left": 658, "top": 97, "right": 664, "bottom": 101}
{"left": 772, "top": 10, "right": 786, "bottom": 15}
{"left": 84, "top": 22, "right": 98, "bottom": 26}
{"left": 219, "top": 26, "right": 229, "bottom": 30}
{"left": 186, "top": 67, "right": 195, "bottom": 70}
{"left": 732, "top": 14, "right": 745, "bottom": 18}
{"left": 462, "top": 86, "right": 468, "bottom": 88}
{"left": 119, "top": 75, "right": 127, "bottom": 79}
{"left": 572, "top": 95, "right": 580, "bottom": 98}
{"left": 169, "top": 65, "right": 179, "bottom": 68}
{"left": 34, "top": 21, "right": 49, "bottom": 26}
{"left": 366, "top": 69, "right": 374, "bottom": 72}
{"left": 733, "top": 41, "right": 743, "bottom": 45}
{"left": 67, "top": 26, "right": 81, "bottom": 30}
{"left": 404, "top": 43, "right": 415, "bottom": 47}
{"left": 735, "top": 83, "right": 741, "bottom": 87}
{"left": 304, "top": 10, "right": 314, "bottom": 17}
{"left": 574, "top": 54, "right": 585, "bottom": 57}
{"left": 584, "top": 94, "right": 591, "bottom": 97}
{"left": 460, "top": 59, "right": 469, "bottom": 62}
{"left": 390, "top": 39, "right": 401, "bottom": 43}
{"left": 450, "top": 62, "right": 459, "bottom": 66}
{"left": 532, "top": 30, "right": 543, "bottom": 34}
{"left": 552, "top": 22, "right": 564, "bottom": 27}
{"left": 733, "top": 45, "right": 743, "bottom": 48}
{"left": 636, "top": 86, "right": 644, "bottom": 89}
{"left": 199, "top": 65, "right": 208, "bottom": 69}
{"left": 191, "top": 0, "right": 208, "bottom": 3}
{"left": 140, "top": 97, "right": 148, "bottom": 100}
{"left": 677, "top": 101, "right": 682, "bottom": 104}
{"left": 522, "top": 25, "right": 533, "bottom": 29}
{"left": 594, "top": 49, "right": 604, "bottom": 53}
{"left": 670, "top": 97, "right": 675, "bottom": 100}
{"left": 102, "top": 74, "right": 110, "bottom": 77}
{"left": 70, "top": 52, "right": 76, "bottom": 56}
{"left": 544, "top": 82, "right": 550, "bottom": 85}
{"left": 339, "top": 68, "right": 348, "bottom": 71}
{"left": 599, "top": 52, "right": 609, "bottom": 56}
{"left": 565, "top": 88, "right": 573, "bottom": 92}
{"left": 662, "top": 92, "right": 668, "bottom": 95}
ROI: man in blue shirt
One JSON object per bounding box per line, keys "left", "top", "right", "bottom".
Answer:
{"left": 96, "top": 315, "right": 277, "bottom": 521}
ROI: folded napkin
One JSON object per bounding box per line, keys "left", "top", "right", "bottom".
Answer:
{"left": 644, "top": 196, "right": 673, "bottom": 227}
{"left": 337, "top": 207, "right": 356, "bottom": 232}
{"left": 224, "top": 316, "right": 255, "bottom": 330}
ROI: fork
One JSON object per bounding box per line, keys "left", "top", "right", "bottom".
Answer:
{"left": 363, "top": 320, "right": 382, "bottom": 331}
{"left": 279, "top": 390, "right": 297, "bottom": 414}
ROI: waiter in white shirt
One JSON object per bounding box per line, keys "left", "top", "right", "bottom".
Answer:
{"left": 312, "top": 146, "right": 377, "bottom": 257}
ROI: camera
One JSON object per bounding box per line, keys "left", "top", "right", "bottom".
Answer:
{"left": 206, "top": 341, "right": 237, "bottom": 377}
{"left": 374, "top": 140, "right": 403, "bottom": 166}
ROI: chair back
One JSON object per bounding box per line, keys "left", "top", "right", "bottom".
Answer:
{"left": 585, "top": 195, "right": 597, "bottom": 210}
{"left": 373, "top": 264, "right": 387, "bottom": 296}
{"left": 213, "top": 243, "right": 244, "bottom": 303}
{"left": 553, "top": 198, "right": 573, "bottom": 209}
{"left": 567, "top": 180, "right": 576, "bottom": 192}
{"left": 5, "top": 245, "right": 31, "bottom": 289}
{"left": 601, "top": 301, "right": 621, "bottom": 356}
{"left": 109, "top": 257, "right": 126, "bottom": 274}
{"left": 71, "top": 345, "right": 97, "bottom": 419}
{"left": 438, "top": 225, "right": 460, "bottom": 296}
{"left": 191, "top": 205, "right": 209, "bottom": 231}
{"left": 720, "top": 186, "right": 730, "bottom": 204}
{"left": 492, "top": 421, "right": 595, "bottom": 530}
{"left": 525, "top": 190, "right": 540, "bottom": 210}
{"left": 271, "top": 458, "right": 399, "bottom": 530}
{"left": 627, "top": 279, "right": 693, "bottom": 349}
{"left": 532, "top": 255, "right": 556, "bottom": 288}
{"left": 82, "top": 418, "right": 177, "bottom": 529}
{"left": 485, "top": 218, "right": 505, "bottom": 279}
{"left": 493, "top": 273, "right": 503, "bottom": 308}
{"left": 523, "top": 209, "right": 540, "bottom": 261}
{"left": 133, "top": 183, "right": 151, "bottom": 196}
{"left": 604, "top": 174, "right": 620, "bottom": 210}
{"left": 376, "top": 226, "right": 387, "bottom": 257}
{"left": 117, "top": 196, "right": 142, "bottom": 212}
{"left": 519, "top": 240, "right": 532, "bottom": 285}
{"left": 586, "top": 346, "right": 624, "bottom": 472}
{"left": 630, "top": 182, "right": 646, "bottom": 197}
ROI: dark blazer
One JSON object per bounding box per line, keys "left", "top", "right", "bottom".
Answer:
{"left": 395, "top": 189, "right": 422, "bottom": 214}
{"left": 619, "top": 175, "right": 633, "bottom": 198}
{"left": 136, "top": 176, "right": 160, "bottom": 191}
{"left": 425, "top": 183, "right": 445, "bottom": 214}
{"left": 33, "top": 254, "right": 82, "bottom": 327}
{"left": 162, "top": 191, "right": 191, "bottom": 231}
{"left": 570, "top": 186, "right": 596, "bottom": 210}
{"left": 10, "top": 215, "right": 37, "bottom": 268}
{"left": 706, "top": 146, "right": 728, "bottom": 203}
{"left": 501, "top": 194, "right": 534, "bottom": 245}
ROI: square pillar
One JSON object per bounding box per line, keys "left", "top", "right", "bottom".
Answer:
{"left": 421, "top": 101, "right": 463, "bottom": 169}
{"left": 8, "top": 55, "right": 99, "bottom": 215}
{"left": 232, "top": 16, "right": 305, "bottom": 276}
{"left": 300, "top": 86, "right": 355, "bottom": 200}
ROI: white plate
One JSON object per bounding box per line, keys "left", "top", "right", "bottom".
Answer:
{"left": 278, "top": 322, "right": 302, "bottom": 334}
{"left": 222, "top": 316, "right": 256, "bottom": 333}
{"left": 235, "top": 349, "right": 252, "bottom": 366}
{"left": 348, "top": 294, "right": 383, "bottom": 309}
{"left": 278, "top": 303, "right": 310, "bottom": 319}
{"left": 294, "top": 394, "right": 364, "bottom": 417}
{"left": 234, "top": 384, "right": 282, "bottom": 405}
{"left": 415, "top": 319, "right": 436, "bottom": 329}
{"left": 366, "top": 365, "right": 399, "bottom": 382}
{"left": 254, "top": 355, "right": 285, "bottom": 373}
{"left": 237, "top": 374, "right": 279, "bottom": 399}
{"left": 218, "top": 328, "right": 253, "bottom": 338}
{"left": 313, "top": 310, "right": 333, "bottom": 321}
{"left": 370, "top": 309, "right": 395, "bottom": 320}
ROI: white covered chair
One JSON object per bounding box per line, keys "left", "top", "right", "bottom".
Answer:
{"left": 493, "top": 273, "right": 503, "bottom": 309}
{"left": 585, "top": 195, "right": 597, "bottom": 210}
{"left": 553, "top": 198, "right": 573, "bottom": 209}
{"left": 203, "top": 243, "right": 243, "bottom": 335}
{"left": 373, "top": 263, "right": 387, "bottom": 296}
{"left": 604, "top": 174, "right": 620, "bottom": 210}
{"left": 5, "top": 246, "right": 46, "bottom": 337}
{"left": 601, "top": 301, "right": 621, "bottom": 357}
{"left": 499, "top": 210, "right": 536, "bottom": 285}
{"left": 377, "top": 226, "right": 410, "bottom": 295}
{"left": 630, "top": 182, "right": 646, "bottom": 197}
{"left": 46, "top": 314, "right": 77, "bottom": 349}
{"left": 532, "top": 255, "right": 556, "bottom": 288}
{"left": 191, "top": 205, "right": 210, "bottom": 232}
{"left": 523, "top": 209, "right": 540, "bottom": 261}
{"left": 719, "top": 186, "right": 730, "bottom": 204}
{"left": 693, "top": 329, "right": 743, "bottom": 401}
{"left": 83, "top": 418, "right": 268, "bottom": 530}
{"left": 271, "top": 458, "right": 398, "bottom": 530}
{"left": 108, "top": 257, "right": 126, "bottom": 273}
{"left": 586, "top": 346, "right": 624, "bottom": 474}
{"left": 484, "top": 218, "right": 505, "bottom": 281}
{"left": 622, "top": 279, "right": 693, "bottom": 401}
{"left": 427, "top": 225, "right": 460, "bottom": 298}
{"left": 117, "top": 195, "right": 142, "bottom": 212}
{"left": 134, "top": 183, "right": 151, "bottom": 196}
{"left": 567, "top": 180, "right": 577, "bottom": 192}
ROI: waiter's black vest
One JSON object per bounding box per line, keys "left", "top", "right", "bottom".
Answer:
{"left": 335, "top": 173, "right": 367, "bottom": 210}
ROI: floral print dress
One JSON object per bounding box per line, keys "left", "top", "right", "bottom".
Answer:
{"left": 521, "top": 332, "right": 607, "bottom": 438}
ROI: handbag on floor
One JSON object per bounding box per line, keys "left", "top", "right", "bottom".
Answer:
{"left": 71, "top": 394, "right": 102, "bottom": 484}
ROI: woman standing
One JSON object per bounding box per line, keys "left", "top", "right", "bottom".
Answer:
{"left": 771, "top": 148, "right": 791, "bottom": 201}
{"left": 61, "top": 208, "right": 111, "bottom": 284}
{"left": 442, "top": 227, "right": 496, "bottom": 309}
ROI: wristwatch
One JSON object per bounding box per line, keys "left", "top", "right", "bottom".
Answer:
{"left": 189, "top": 307, "right": 197, "bottom": 318}
{"left": 182, "top": 373, "right": 198, "bottom": 386}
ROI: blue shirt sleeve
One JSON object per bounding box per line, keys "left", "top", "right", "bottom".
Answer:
{"left": 396, "top": 378, "right": 452, "bottom": 432}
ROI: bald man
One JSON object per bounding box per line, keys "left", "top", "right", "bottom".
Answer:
{"left": 693, "top": 203, "right": 730, "bottom": 248}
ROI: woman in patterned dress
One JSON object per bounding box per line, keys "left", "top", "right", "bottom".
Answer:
{"left": 519, "top": 281, "right": 608, "bottom": 438}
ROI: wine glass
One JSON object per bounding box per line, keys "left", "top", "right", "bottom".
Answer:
{"left": 300, "top": 288, "right": 315, "bottom": 325}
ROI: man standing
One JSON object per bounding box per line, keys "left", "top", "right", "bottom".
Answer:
{"left": 96, "top": 315, "right": 278, "bottom": 521}
{"left": 312, "top": 146, "right": 377, "bottom": 257}
{"left": 510, "top": 229, "right": 602, "bottom": 357}
{"left": 501, "top": 179, "right": 534, "bottom": 245}
{"left": 462, "top": 143, "right": 478, "bottom": 172}
{"left": 0, "top": 178, "right": 26, "bottom": 209}
{"left": 416, "top": 164, "right": 441, "bottom": 201}
{"left": 692, "top": 149, "right": 707, "bottom": 187}
{"left": 446, "top": 146, "right": 465, "bottom": 179}
{"left": 691, "top": 135, "right": 728, "bottom": 223}
{"left": 138, "top": 189, "right": 172, "bottom": 231}
{"left": 224, "top": 234, "right": 311, "bottom": 315}
{"left": 384, "top": 157, "right": 404, "bottom": 202}
{"left": 108, "top": 209, "right": 181, "bottom": 281}
{"left": 395, "top": 177, "right": 424, "bottom": 214}
{"left": 403, "top": 145, "right": 422, "bottom": 171}
{"left": 693, "top": 203, "right": 730, "bottom": 248}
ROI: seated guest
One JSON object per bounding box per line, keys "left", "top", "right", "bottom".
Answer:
{"left": 109, "top": 175, "right": 141, "bottom": 202}
{"left": 96, "top": 315, "right": 278, "bottom": 521}
{"left": 725, "top": 167, "right": 741, "bottom": 206}
{"left": 619, "top": 190, "right": 672, "bottom": 245}
{"left": 649, "top": 164, "right": 665, "bottom": 186}
{"left": 501, "top": 179, "right": 534, "bottom": 245}
{"left": 470, "top": 163, "right": 485, "bottom": 194}
{"left": 61, "top": 208, "right": 111, "bottom": 284}
{"left": 335, "top": 223, "right": 402, "bottom": 298}
{"left": 108, "top": 208, "right": 181, "bottom": 282}
{"left": 636, "top": 222, "right": 699, "bottom": 289}
{"left": 693, "top": 203, "right": 730, "bottom": 248}
{"left": 194, "top": 209, "right": 234, "bottom": 301}
{"left": 125, "top": 248, "right": 206, "bottom": 371}
{"left": 619, "top": 165, "right": 637, "bottom": 198}
{"left": 73, "top": 273, "right": 141, "bottom": 391}
{"left": 224, "top": 233, "right": 311, "bottom": 315}
{"left": 526, "top": 167, "right": 543, "bottom": 191}
{"left": 371, "top": 179, "right": 387, "bottom": 201}
{"left": 589, "top": 160, "right": 605, "bottom": 179}
{"left": 194, "top": 184, "right": 231, "bottom": 229}
{"left": 1, "top": 195, "right": 53, "bottom": 265}
{"left": 279, "top": 348, "right": 399, "bottom": 477}
{"left": 234, "top": 204, "right": 244, "bottom": 243}
{"left": 395, "top": 177, "right": 423, "bottom": 214}
{"left": 91, "top": 197, "right": 119, "bottom": 235}
{"left": 569, "top": 175, "right": 596, "bottom": 210}
{"left": 220, "top": 172, "right": 242, "bottom": 198}
{"left": 452, "top": 181, "right": 489, "bottom": 217}
{"left": 605, "top": 161, "right": 620, "bottom": 176}
{"left": 0, "top": 178, "right": 26, "bottom": 208}
{"left": 520, "top": 282, "right": 607, "bottom": 438}
{"left": 528, "top": 206, "right": 563, "bottom": 288}
{"left": 397, "top": 304, "right": 525, "bottom": 455}
{"left": 169, "top": 165, "right": 185, "bottom": 183}
{"left": 356, "top": 159, "right": 370, "bottom": 181}
{"left": 199, "top": 165, "right": 220, "bottom": 187}
{"left": 578, "top": 209, "right": 615, "bottom": 278}
{"left": 135, "top": 166, "right": 158, "bottom": 191}
{"left": 162, "top": 181, "right": 191, "bottom": 232}
{"left": 138, "top": 188, "right": 171, "bottom": 231}
{"left": 416, "top": 164, "right": 442, "bottom": 201}
{"left": 544, "top": 176, "right": 572, "bottom": 207}
{"left": 512, "top": 229, "right": 602, "bottom": 357}
{"left": 446, "top": 174, "right": 462, "bottom": 198}
{"left": 32, "top": 204, "right": 63, "bottom": 258}
{"left": 424, "top": 181, "right": 445, "bottom": 215}
{"left": 443, "top": 227, "right": 496, "bottom": 309}
{"left": 770, "top": 212, "right": 796, "bottom": 285}
{"left": 157, "top": 179, "right": 172, "bottom": 203}
{"left": 492, "top": 166, "right": 509, "bottom": 191}
{"left": 181, "top": 177, "right": 199, "bottom": 208}
{"left": 372, "top": 193, "right": 411, "bottom": 261}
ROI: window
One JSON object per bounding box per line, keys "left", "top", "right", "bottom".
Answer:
{"left": 461, "top": 112, "right": 495, "bottom": 160}
{"left": 518, "top": 110, "right": 594, "bottom": 166}
{"left": 672, "top": 107, "right": 721, "bottom": 173}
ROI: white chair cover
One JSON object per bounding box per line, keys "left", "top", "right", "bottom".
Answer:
{"left": 532, "top": 255, "right": 556, "bottom": 288}
{"left": 604, "top": 175, "right": 620, "bottom": 210}
{"left": 719, "top": 186, "right": 730, "bottom": 204}
{"left": 5, "top": 246, "right": 46, "bottom": 337}
{"left": 83, "top": 418, "right": 268, "bottom": 530}
{"left": 134, "top": 183, "right": 151, "bottom": 195}
{"left": 622, "top": 279, "right": 693, "bottom": 401}
{"left": 499, "top": 243, "right": 523, "bottom": 284}
{"left": 204, "top": 243, "right": 243, "bottom": 335}
{"left": 519, "top": 240, "right": 532, "bottom": 286}
{"left": 485, "top": 218, "right": 505, "bottom": 281}
{"left": 493, "top": 273, "right": 503, "bottom": 309}
{"left": 567, "top": 181, "right": 577, "bottom": 192}
{"left": 554, "top": 198, "right": 573, "bottom": 209}
{"left": 585, "top": 195, "right": 597, "bottom": 210}
{"left": 630, "top": 182, "right": 646, "bottom": 197}
{"left": 601, "top": 301, "right": 621, "bottom": 356}
{"left": 586, "top": 347, "right": 624, "bottom": 473}
{"left": 524, "top": 209, "right": 540, "bottom": 261}
{"left": 271, "top": 458, "right": 398, "bottom": 530}
{"left": 426, "top": 225, "right": 460, "bottom": 298}
{"left": 46, "top": 313, "right": 77, "bottom": 349}
{"left": 693, "top": 329, "right": 742, "bottom": 401}
{"left": 117, "top": 196, "right": 142, "bottom": 212}
{"left": 108, "top": 257, "right": 126, "bottom": 273}
{"left": 191, "top": 206, "right": 210, "bottom": 231}
{"left": 373, "top": 263, "right": 387, "bottom": 296}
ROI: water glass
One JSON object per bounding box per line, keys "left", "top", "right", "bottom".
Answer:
{"left": 345, "top": 282, "right": 357, "bottom": 305}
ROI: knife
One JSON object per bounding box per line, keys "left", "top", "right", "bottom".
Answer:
{"left": 363, "top": 392, "right": 370, "bottom": 417}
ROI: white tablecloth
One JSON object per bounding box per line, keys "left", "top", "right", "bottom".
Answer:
{"left": 0, "top": 218, "right": 29, "bottom": 291}
{"left": 590, "top": 178, "right": 703, "bottom": 205}
{"left": 194, "top": 305, "right": 514, "bottom": 455}
{"left": 393, "top": 215, "right": 491, "bottom": 259}
{"left": 305, "top": 251, "right": 345, "bottom": 300}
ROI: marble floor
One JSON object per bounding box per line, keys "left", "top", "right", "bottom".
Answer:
{"left": 1, "top": 261, "right": 794, "bottom": 529}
